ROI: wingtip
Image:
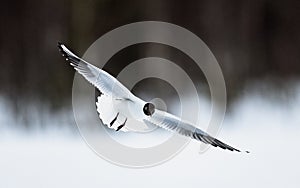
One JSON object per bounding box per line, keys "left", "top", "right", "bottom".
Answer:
{"left": 235, "top": 149, "right": 250, "bottom": 154}
{"left": 238, "top": 150, "right": 250, "bottom": 154}
{"left": 57, "top": 41, "right": 63, "bottom": 46}
{"left": 57, "top": 41, "right": 64, "bottom": 52}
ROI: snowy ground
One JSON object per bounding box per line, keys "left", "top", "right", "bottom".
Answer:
{"left": 1, "top": 87, "right": 300, "bottom": 188}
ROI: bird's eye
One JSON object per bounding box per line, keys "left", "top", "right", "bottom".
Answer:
{"left": 143, "top": 103, "right": 155, "bottom": 116}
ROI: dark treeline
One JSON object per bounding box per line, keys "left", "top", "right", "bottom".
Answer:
{"left": 0, "top": 0, "right": 299, "bottom": 112}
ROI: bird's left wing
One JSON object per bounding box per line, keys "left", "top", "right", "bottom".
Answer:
{"left": 58, "top": 42, "right": 133, "bottom": 99}
{"left": 144, "top": 109, "right": 245, "bottom": 152}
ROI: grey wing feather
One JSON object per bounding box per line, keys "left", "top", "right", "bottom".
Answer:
{"left": 144, "top": 109, "right": 242, "bottom": 152}
{"left": 57, "top": 42, "right": 132, "bottom": 99}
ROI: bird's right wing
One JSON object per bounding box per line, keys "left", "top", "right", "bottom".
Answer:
{"left": 58, "top": 42, "right": 133, "bottom": 99}
{"left": 144, "top": 109, "right": 247, "bottom": 152}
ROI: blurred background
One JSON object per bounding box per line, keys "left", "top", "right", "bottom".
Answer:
{"left": 0, "top": 0, "right": 300, "bottom": 187}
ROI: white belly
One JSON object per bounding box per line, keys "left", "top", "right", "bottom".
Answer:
{"left": 96, "top": 94, "right": 147, "bottom": 132}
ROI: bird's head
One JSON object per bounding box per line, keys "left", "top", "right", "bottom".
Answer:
{"left": 143, "top": 103, "right": 155, "bottom": 116}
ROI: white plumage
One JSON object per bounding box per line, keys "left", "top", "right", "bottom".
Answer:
{"left": 58, "top": 42, "right": 248, "bottom": 153}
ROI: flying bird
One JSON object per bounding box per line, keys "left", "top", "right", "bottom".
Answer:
{"left": 58, "top": 42, "right": 249, "bottom": 153}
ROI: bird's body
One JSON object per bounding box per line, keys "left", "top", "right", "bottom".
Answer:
{"left": 58, "top": 42, "right": 248, "bottom": 153}
{"left": 96, "top": 94, "right": 147, "bottom": 131}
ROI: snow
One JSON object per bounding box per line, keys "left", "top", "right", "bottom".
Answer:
{"left": 1, "top": 87, "right": 300, "bottom": 188}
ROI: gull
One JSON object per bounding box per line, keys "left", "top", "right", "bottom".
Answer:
{"left": 58, "top": 42, "right": 249, "bottom": 153}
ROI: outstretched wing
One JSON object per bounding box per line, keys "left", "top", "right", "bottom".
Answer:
{"left": 144, "top": 109, "right": 247, "bottom": 152}
{"left": 57, "top": 42, "right": 133, "bottom": 99}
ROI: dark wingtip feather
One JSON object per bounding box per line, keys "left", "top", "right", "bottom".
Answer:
{"left": 57, "top": 42, "right": 68, "bottom": 58}
{"left": 57, "top": 42, "right": 81, "bottom": 66}
{"left": 57, "top": 41, "right": 64, "bottom": 52}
